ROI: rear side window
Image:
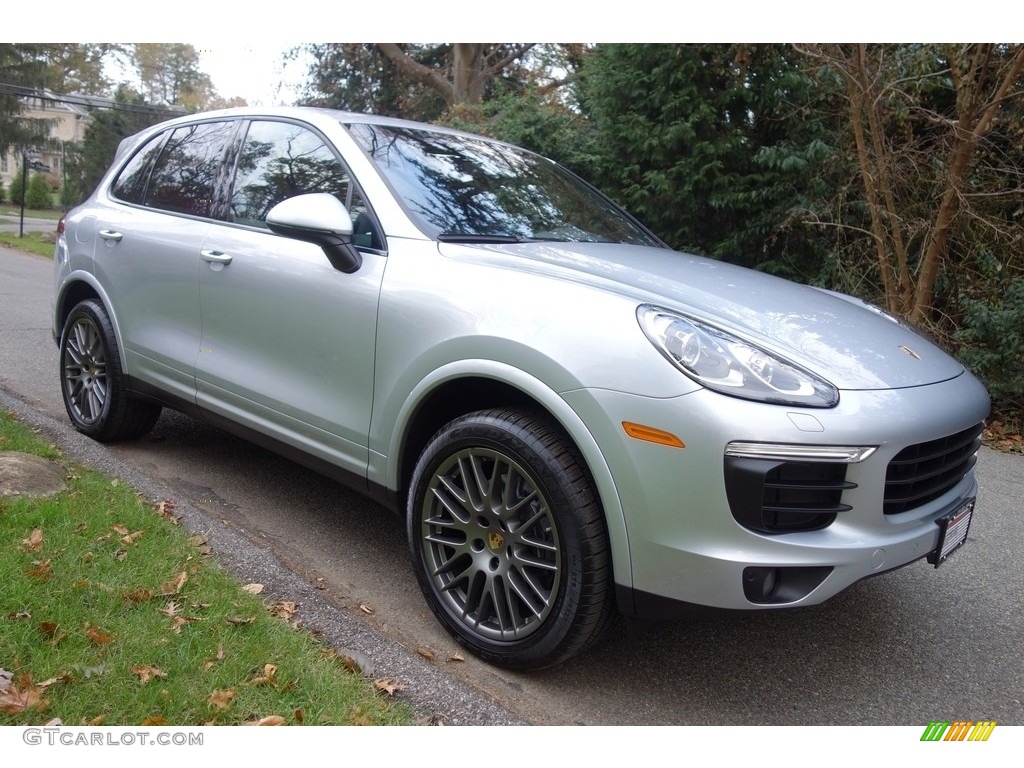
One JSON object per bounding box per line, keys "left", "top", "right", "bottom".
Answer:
{"left": 145, "top": 122, "right": 234, "bottom": 217}
{"left": 110, "top": 121, "right": 234, "bottom": 218}
{"left": 230, "top": 120, "right": 382, "bottom": 249}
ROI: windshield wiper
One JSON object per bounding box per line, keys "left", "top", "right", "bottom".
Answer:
{"left": 438, "top": 233, "right": 525, "bottom": 243}
{"left": 438, "top": 233, "right": 576, "bottom": 244}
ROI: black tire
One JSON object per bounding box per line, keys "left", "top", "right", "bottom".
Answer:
{"left": 59, "top": 299, "right": 161, "bottom": 442}
{"left": 407, "top": 408, "right": 614, "bottom": 670}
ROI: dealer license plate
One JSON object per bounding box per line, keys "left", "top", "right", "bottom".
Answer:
{"left": 927, "top": 498, "right": 974, "bottom": 568}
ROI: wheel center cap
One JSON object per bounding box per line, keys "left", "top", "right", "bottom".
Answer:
{"left": 487, "top": 532, "right": 505, "bottom": 552}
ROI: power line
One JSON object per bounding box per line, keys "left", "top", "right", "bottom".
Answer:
{"left": 0, "top": 82, "right": 184, "bottom": 118}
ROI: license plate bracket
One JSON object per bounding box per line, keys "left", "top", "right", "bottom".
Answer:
{"left": 928, "top": 498, "right": 975, "bottom": 568}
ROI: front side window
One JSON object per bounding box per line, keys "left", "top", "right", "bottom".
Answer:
{"left": 229, "top": 120, "right": 381, "bottom": 249}
{"left": 145, "top": 121, "right": 234, "bottom": 217}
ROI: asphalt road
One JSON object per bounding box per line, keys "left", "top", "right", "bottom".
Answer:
{"left": 0, "top": 213, "right": 58, "bottom": 235}
{"left": 2, "top": 244, "right": 1022, "bottom": 726}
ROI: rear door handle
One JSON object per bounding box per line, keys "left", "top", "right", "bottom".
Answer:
{"left": 200, "top": 249, "right": 233, "bottom": 265}
{"left": 98, "top": 229, "right": 123, "bottom": 242}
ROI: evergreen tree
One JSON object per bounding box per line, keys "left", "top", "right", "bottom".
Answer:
{"left": 25, "top": 171, "right": 52, "bottom": 209}
{"left": 578, "top": 44, "right": 833, "bottom": 275}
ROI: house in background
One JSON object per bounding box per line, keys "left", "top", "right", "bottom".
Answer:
{"left": 0, "top": 88, "right": 114, "bottom": 192}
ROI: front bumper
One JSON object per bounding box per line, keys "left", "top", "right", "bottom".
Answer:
{"left": 561, "top": 370, "right": 990, "bottom": 617}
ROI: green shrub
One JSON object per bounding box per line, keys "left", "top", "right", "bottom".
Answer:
{"left": 7, "top": 169, "right": 25, "bottom": 205}
{"left": 25, "top": 172, "right": 53, "bottom": 209}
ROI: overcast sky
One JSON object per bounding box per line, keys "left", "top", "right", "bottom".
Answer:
{"left": 197, "top": 44, "right": 311, "bottom": 106}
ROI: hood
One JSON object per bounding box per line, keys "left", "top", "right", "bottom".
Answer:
{"left": 438, "top": 241, "right": 965, "bottom": 391}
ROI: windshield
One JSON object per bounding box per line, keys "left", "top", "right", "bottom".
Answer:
{"left": 346, "top": 122, "right": 662, "bottom": 247}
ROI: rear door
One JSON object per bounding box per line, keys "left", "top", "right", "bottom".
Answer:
{"left": 92, "top": 120, "right": 236, "bottom": 403}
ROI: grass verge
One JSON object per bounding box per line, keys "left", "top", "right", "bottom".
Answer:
{"left": 0, "top": 410, "right": 414, "bottom": 726}
{"left": 0, "top": 231, "right": 55, "bottom": 258}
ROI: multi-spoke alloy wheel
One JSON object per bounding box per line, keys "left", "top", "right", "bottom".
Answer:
{"left": 421, "top": 447, "right": 562, "bottom": 642}
{"left": 63, "top": 314, "right": 108, "bottom": 426}
{"left": 409, "top": 409, "right": 614, "bottom": 670}
{"left": 59, "top": 300, "right": 161, "bottom": 441}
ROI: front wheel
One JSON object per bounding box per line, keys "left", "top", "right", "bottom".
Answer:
{"left": 407, "top": 409, "right": 614, "bottom": 670}
{"left": 59, "top": 299, "right": 161, "bottom": 441}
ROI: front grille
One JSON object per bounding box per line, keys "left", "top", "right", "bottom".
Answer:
{"left": 725, "top": 457, "right": 855, "bottom": 534}
{"left": 884, "top": 423, "right": 983, "bottom": 515}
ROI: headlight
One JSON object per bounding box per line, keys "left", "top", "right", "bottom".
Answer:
{"left": 637, "top": 305, "right": 839, "bottom": 408}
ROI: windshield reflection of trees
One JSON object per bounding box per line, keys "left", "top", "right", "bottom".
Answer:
{"left": 351, "top": 124, "right": 655, "bottom": 245}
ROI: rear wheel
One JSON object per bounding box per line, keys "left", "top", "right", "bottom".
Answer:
{"left": 408, "top": 408, "right": 614, "bottom": 670}
{"left": 59, "top": 299, "right": 161, "bottom": 441}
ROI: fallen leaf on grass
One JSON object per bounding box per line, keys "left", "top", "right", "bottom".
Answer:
{"left": 20, "top": 528, "right": 43, "bottom": 552}
{"left": 38, "top": 622, "right": 68, "bottom": 643}
{"left": 112, "top": 524, "right": 130, "bottom": 536}
{"left": 225, "top": 615, "right": 255, "bottom": 626}
{"left": 294, "top": 708, "right": 304, "bottom": 723}
{"left": 243, "top": 715, "right": 286, "bottom": 726}
{"left": 373, "top": 677, "right": 404, "bottom": 695}
{"left": 122, "top": 588, "right": 154, "bottom": 603}
{"left": 84, "top": 624, "right": 112, "bottom": 645}
{"left": 269, "top": 601, "right": 297, "bottom": 620}
{"left": 9, "top": 610, "right": 31, "bottom": 621}
{"left": 121, "top": 530, "right": 144, "bottom": 545}
{"left": 160, "top": 571, "right": 188, "bottom": 595}
{"left": 131, "top": 666, "right": 168, "bottom": 684}
{"left": 142, "top": 716, "right": 169, "bottom": 726}
{"left": 208, "top": 689, "right": 236, "bottom": 710}
{"left": 242, "top": 583, "right": 264, "bottom": 595}
{"left": 26, "top": 559, "right": 51, "bottom": 580}
{"left": 85, "top": 714, "right": 106, "bottom": 726}
{"left": 169, "top": 616, "right": 200, "bottom": 634}
{"left": 0, "top": 675, "right": 50, "bottom": 715}
{"left": 249, "top": 664, "right": 278, "bottom": 686}
{"left": 37, "top": 673, "right": 72, "bottom": 688}
{"left": 155, "top": 500, "right": 179, "bottom": 524}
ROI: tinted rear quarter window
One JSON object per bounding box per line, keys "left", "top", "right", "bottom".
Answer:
{"left": 111, "top": 133, "right": 167, "bottom": 204}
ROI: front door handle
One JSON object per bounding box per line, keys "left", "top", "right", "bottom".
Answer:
{"left": 200, "top": 249, "right": 233, "bottom": 265}
{"left": 98, "top": 229, "right": 123, "bottom": 242}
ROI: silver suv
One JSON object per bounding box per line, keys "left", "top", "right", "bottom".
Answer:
{"left": 53, "top": 107, "right": 990, "bottom": 669}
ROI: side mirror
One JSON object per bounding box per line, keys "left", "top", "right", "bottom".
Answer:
{"left": 266, "top": 193, "right": 362, "bottom": 274}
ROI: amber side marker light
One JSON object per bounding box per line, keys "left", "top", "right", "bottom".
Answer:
{"left": 622, "top": 422, "right": 685, "bottom": 449}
